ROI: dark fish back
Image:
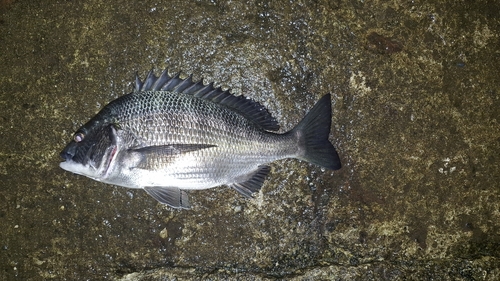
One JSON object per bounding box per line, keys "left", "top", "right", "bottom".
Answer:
{"left": 134, "top": 70, "right": 280, "bottom": 131}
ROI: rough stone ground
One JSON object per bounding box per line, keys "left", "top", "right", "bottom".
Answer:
{"left": 0, "top": 0, "right": 499, "bottom": 280}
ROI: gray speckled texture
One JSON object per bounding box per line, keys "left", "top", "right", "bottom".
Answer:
{"left": 0, "top": 0, "right": 499, "bottom": 280}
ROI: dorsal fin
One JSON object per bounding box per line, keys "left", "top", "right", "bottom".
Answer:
{"left": 134, "top": 70, "right": 280, "bottom": 131}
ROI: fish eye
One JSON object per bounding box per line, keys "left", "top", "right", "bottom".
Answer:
{"left": 74, "top": 132, "right": 85, "bottom": 143}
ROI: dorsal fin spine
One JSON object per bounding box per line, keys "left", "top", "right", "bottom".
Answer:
{"left": 142, "top": 70, "right": 156, "bottom": 91}
{"left": 134, "top": 72, "right": 143, "bottom": 91}
{"left": 151, "top": 69, "right": 170, "bottom": 90}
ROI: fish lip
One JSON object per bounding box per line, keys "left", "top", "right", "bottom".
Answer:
{"left": 59, "top": 159, "right": 88, "bottom": 176}
{"left": 59, "top": 158, "right": 102, "bottom": 180}
{"left": 59, "top": 160, "right": 71, "bottom": 170}
{"left": 59, "top": 151, "right": 71, "bottom": 161}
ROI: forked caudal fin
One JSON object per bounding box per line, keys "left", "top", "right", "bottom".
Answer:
{"left": 291, "top": 94, "right": 341, "bottom": 170}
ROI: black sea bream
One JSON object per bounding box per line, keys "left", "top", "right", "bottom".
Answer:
{"left": 60, "top": 70, "right": 341, "bottom": 209}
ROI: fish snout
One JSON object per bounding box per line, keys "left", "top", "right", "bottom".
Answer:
{"left": 60, "top": 143, "right": 77, "bottom": 161}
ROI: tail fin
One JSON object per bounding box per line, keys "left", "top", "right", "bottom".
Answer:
{"left": 290, "top": 94, "right": 341, "bottom": 170}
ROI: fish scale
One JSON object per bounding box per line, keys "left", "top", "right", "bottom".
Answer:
{"left": 60, "top": 70, "right": 341, "bottom": 209}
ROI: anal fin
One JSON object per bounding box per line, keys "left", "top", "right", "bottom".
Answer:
{"left": 230, "top": 165, "right": 271, "bottom": 198}
{"left": 143, "top": 186, "right": 190, "bottom": 209}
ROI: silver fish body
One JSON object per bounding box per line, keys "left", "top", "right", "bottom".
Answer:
{"left": 60, "top": 70, "right": 341, "bottom": 209}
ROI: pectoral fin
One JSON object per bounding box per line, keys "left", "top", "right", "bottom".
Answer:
{"left": 131, "top": 144, "right": 217, "bottom": 169}
{"left": 230, "top": 165, "right": 271, "bottom": 198}
{"left": 143, "top": 186, "right": 191, "bottom": 209}
{"left": 132, "top": 144, "right": 216, "bottom": 156}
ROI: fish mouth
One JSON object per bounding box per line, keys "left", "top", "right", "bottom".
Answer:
{"left": 59, "top": 141, "right": 118, "bottom": 179}
{"left": 59, "top": 141, "right": 93, "bottom": 174}
{"left": 59, "top": 142, "right": 92, "bottom": 175}
{"left": 59, "top": 159, "right": 94, "bottom": 177}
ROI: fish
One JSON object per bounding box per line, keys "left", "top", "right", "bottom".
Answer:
{"left": 59, "top": 70, "right": 341, "bottom": 209}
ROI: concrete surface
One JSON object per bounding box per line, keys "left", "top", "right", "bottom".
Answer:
{"left": 0, "top": 0, "right": 499, "bottom": 280}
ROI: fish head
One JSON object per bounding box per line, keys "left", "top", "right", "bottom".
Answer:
{"left": 60, "top": 123, "right": 119, "bottom": 180}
